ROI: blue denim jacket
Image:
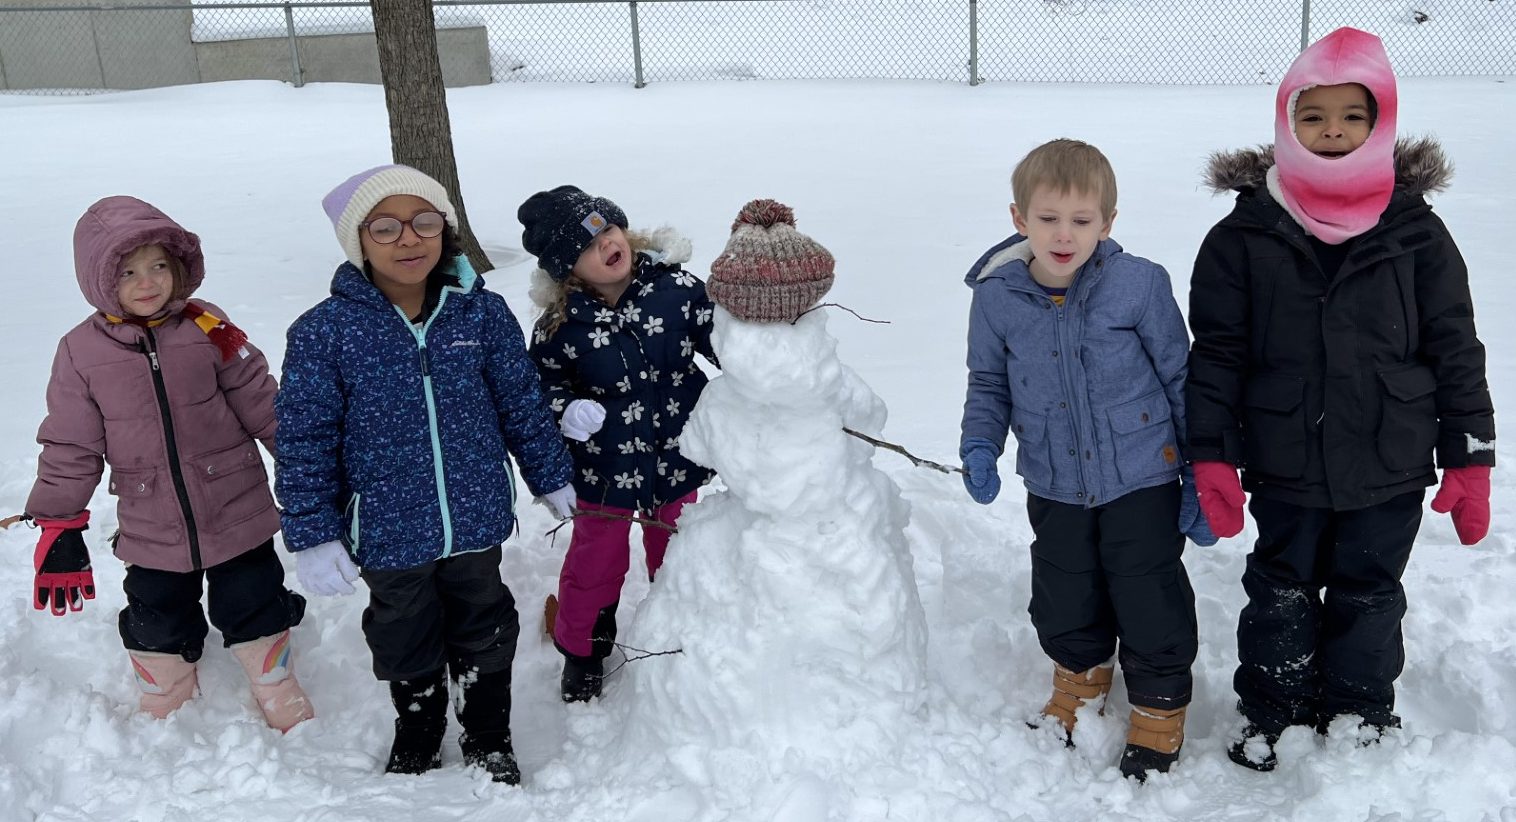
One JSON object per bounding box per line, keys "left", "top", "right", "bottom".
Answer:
{"left": 960, "top": 236, "right": 1190, "bottom": 507}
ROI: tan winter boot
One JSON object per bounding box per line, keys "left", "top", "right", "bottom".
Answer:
{"left": 230, "top": 630, "right": 315, "bottom": 732}
{"left": 1041, "top": 662, "right": 1114, "bottom": 738}
{"left": 1120, "top": 705, "right": 1187, "bottom": 781}
{"left": 129, "top": 651, "right": 198, "bottom": 718}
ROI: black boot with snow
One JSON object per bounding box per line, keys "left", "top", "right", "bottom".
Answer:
{"left": 560, "top": 652, "right": 603, "bottom": 703}
{"left": 453, "top": 664, "right": 521, "bottom": 785}
{"left": 385, "top": 669, "right": 449, "bottom": 775}
{"left": 1227, "top": 723, "right": 1281, "bottom": 772}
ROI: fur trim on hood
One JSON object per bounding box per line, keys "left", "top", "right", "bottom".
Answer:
{"left": 528, "top": 226, "right": 693, "bottom": 311}
{"left": 1204, "top": 136, "right": 1452, "bottom": 197}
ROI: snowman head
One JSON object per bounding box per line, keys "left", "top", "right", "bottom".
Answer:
{"left": 708, "top": 199, "right": 835, "bottom": 324}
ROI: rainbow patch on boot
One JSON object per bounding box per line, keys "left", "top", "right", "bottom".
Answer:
{"left": 259, "top": 633, "right": 291, "bottom": 684}
{"left": 132, "top": 656, "right": 167, "bottom": 695}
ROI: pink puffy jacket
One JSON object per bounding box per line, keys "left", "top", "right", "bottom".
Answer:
{"left": 25, "top": 196, "right": 280, "bottom": 573}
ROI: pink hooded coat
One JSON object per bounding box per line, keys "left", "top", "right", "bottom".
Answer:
{"left": 25, "top": 196, "right": 280, "bottom": 573}
{"left": 1270, "top": 26, "right": 1399, "bottom": 244}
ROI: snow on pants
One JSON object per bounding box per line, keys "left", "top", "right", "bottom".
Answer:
{"left": 119, "top": 538, "right": 307, "bottom": 663}
{"left": 1235, "top": 490, "right": 1423, "bottom": 735}
{"left": 1026, "top": 482, "right": 1197, "bottom": 710}
{"left": 553, "top": 491, "right": 695, "bottom": 659}
{"left": 359, "top": 545, "right": 519, "bottom": 682}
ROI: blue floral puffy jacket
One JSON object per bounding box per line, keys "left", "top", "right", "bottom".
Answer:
{"left": 529, "top": 252, "right": 716, "bottom": 511}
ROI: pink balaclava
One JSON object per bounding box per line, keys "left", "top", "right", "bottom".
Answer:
{"left": 1269, "top": 27, "right": 1398, "bottom": 244}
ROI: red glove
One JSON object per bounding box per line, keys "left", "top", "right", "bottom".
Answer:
{"left": 32, "top": 511, "right": 95, "bottom": 616}
{"left": 1192, "top": 461, "right": 1246, "bottom": 538}
{"left": 1431, "top": 466, "right": 1491, "bottom": 546}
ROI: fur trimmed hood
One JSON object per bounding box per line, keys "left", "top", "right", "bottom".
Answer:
{"left": 529, "top": 226, "right": 692, "bottom": 311}
{"left": 1205, "top": 136, "right": 1453, "bottom": 198}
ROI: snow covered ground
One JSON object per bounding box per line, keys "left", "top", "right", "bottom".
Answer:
{"left": 0, "top": 71, "right": 1513, "bottom": 821}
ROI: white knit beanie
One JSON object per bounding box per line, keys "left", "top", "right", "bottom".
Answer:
{"left": 321, "top": 164, "right": 459, "bottom": 268}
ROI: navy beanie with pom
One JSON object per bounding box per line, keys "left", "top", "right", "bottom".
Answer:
{"left": 517, "top": 185, "right": 629, "bottom": 281}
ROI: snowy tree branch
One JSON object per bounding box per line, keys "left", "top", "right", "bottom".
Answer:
{"left": 843, "top": 428, "right": 966, "bottom": 475}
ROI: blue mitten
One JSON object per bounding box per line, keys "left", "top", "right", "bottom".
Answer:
{"left": 1179, "top": 468, "right": 1219, "bottom": 546}
{"left": 960, "top": 437, "right": 1002, "bottom": 505}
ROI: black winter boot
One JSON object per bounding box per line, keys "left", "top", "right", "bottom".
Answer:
{"left": 385, "top": 669, "right": 449, "bottom": 775}
{"left": 1227, "top": 723, "right": 1281, "bottom": 772}
{"left": 452, "top": 664, "right": 521, "bottom": 785}
{"left": 560, "top": 652, "right": 603, "bottom": 703}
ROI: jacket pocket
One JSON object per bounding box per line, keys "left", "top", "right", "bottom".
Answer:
{"left": 1241, "top": 374, "right": 1307, "bottom": 479}
{"left": 190, "top": 442, "right": 273, "bottom": 531}
{"left": 108, "top": 468, "right": 160, "bottom": 543}
{"left": 1010, "top": 408, "right": 1054, "bottom": 489}
{"left": 1376, "top": 364, "right": 1438, "bottom": 472}
{"left": 1106, "top": 390, "right": 1177, "bottom": 484}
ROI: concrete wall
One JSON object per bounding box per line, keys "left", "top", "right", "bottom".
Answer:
{"left": 196, "top": 26, "right": 491, "bottom": 87}
{"left": 0, "top": 6, "right": 108, "bottom": 90}
{"left": 0, "top": 4, "right": 490, "bottom": 91}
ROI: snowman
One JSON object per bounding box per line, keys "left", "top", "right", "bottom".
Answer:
{"left": 610, "top": 200, "right": 928, "bottom": 774}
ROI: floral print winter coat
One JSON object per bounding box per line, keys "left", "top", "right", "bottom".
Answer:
{"left": 529, "top": 252, "right": 716, "bottom": 511}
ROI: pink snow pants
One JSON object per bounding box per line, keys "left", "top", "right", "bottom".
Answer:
{"left": 553, "top": 491, "right": 696, "bottom": 658}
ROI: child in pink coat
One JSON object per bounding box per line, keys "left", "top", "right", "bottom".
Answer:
{"left": 22, "top": 196, "right": 313, "bottom": 731}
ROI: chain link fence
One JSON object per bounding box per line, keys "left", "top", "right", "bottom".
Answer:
{"left": 2, "top": 0, "right": 1512, "bottom": 94}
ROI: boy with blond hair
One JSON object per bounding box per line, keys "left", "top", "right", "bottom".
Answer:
{"left": 958, "top": 138, "right": 1213, "bottom": 780}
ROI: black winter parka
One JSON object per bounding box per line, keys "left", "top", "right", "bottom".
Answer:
{"left": 1186, "top": 138, "right": 1495, "bottom": 511}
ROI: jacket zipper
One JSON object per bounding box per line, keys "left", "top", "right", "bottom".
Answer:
{"left": 143, "top": 329, "right": 203, "bottom": 570}
{"left": 1049, "top": 293, "right": 1095, "bottom": 505}
{"left": 402, "top": 293, "right": 455, "bottom": 557}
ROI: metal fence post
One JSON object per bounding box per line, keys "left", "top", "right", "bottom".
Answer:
{"left": 968, "top": 0, "right": 981, "bottom": 85}
{"left": 629, "top": 1, "right": 646, "bottom": 88}
{"left": 283, "top": 2, "right": 304, "bottom": 87}
{"left": 1299, "top": 0, "right": 1312, "bottom": 52}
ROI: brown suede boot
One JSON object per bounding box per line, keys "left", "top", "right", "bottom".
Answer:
{"left": 1040, "top": 662, "right": 1114, "bottom": 739}
{"left": 1120, "top": 705, "right": 1187, "bottom": 781}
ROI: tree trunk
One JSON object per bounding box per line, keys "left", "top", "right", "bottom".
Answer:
{"left": 371, "top": 0, "right": 492, "bottom": 273}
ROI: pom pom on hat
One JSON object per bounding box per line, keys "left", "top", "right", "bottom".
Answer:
{"left": 322, "top": 165, "right": 458, "bottom": 268}
{"left": 517, "top": 185, "right": 629, "bottom": 282}
{"left": 708, "top": 199, "right": 835, "bottom": 324}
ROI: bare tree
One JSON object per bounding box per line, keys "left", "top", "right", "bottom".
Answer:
{"left": 371, "top": 0, "right": 492, "bottom": 273}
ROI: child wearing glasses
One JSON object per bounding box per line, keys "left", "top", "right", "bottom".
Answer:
{"left": 516, "top": 185, "right": 716, "bottom": 703}
{"left": 22, "top": 195, "right": 313, "bottom": 731}
{"left": 275, "top": 165, "right": 575, "bottom": 783}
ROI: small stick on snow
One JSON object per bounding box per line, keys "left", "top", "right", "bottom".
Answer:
{"left": 602, "top": 642, "right": 685, "bottom": 680}
{"left": 544, "top": 508, "right": 678, "bottom": 538}
{"left": 843, "top": 427, "right": 966, "bottom": 475}
{"left": 791, "top": 303, "right": 890, "bottom": 325}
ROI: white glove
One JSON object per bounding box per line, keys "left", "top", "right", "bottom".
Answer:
{"left": 542, "top": 484, "right": 578, "bottom": 520}
{"left": 560, "top": 399, "right": 607, "bottom": 442}
{"left": 295, "top": 540, "right": 361, "bottom": 597}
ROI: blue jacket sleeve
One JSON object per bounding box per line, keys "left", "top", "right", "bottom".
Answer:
{"left": 482, "top": 294, "right": 575, "bottom": 497}
{"left": 1134, "top": 263, "right": 1192, "bottom": 453}
{"left": 960, "top": 283, "right": 1012, "bottom": 454}
{"left": 274, "top": 311, "right": 346, "bottom": 552}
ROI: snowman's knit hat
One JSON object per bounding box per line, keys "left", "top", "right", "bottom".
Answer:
{"left": 708, "top": 199, "right": 835, "bottom": 324}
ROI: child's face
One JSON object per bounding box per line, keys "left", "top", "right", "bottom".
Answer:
{"left": 1011, "top": 186, "right": 1114, "bottom": 283}
{"left": 116, "top": 244, "right": 176, "bottom": 318}
{"left": 359, "top": 194, "right": 444, "bottom": 290}
{"left": 571, "top": 225, "right": 633, "bottom": 291}
{"left": 1293, "top": 83, "right": 1373, "bottom": 159}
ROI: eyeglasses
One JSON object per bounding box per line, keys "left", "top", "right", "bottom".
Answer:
{"left": 360, "top": 211, "right": 447, "bottom": 244}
